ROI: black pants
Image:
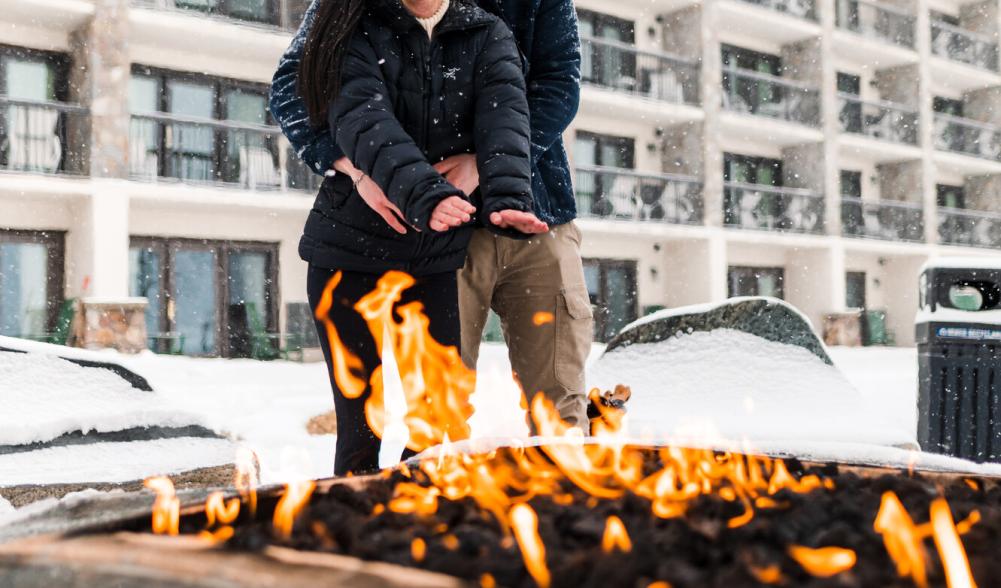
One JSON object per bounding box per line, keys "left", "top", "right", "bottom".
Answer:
{"left": 307, "top": 265, "right": 461, "bottom": 476}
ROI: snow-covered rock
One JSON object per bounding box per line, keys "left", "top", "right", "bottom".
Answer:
{"left": 590, "top": 328, "right": 918, "bottom": 449}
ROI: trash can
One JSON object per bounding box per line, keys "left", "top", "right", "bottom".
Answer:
{"left": 916, "top": 259, "right": 1001, "bottom": 463}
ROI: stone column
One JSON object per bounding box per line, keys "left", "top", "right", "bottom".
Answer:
{"left": 70, "top": 0, "right": 131, "bottom": 179}
{"left": 695, "top": 4, "right": 725, "bottom": 229}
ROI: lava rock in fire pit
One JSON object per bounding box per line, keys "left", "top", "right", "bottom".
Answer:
{"left": 606, "top": 297, "right": 831, "bottom": 365}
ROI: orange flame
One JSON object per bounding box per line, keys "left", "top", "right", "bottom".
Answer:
{"left": 204, "top": 492, "right": 241, "bottom": 527}
{"left": 314, "top": 271, "right": 367, "bottom": 399}
{"left": 601, "top": 515, "right": 632, "bottom": 553}
{"left": 234, "top": 447, "right": 258, "bottom": 516}
{"left": 411, "top": 537, "right": 427, "bottom": 562}
{"left": 748, "top": 564, "right": 783, "bottom": 584}
{"left": 273, "top": 480, "right": 316, "bottom": 539}
{"left": 930, "top": 498, "right": 978, "bottom": 588}
{"left": 787, "top": 545, "right": 857, "bottom": 578}
{"left": 144, "top": 476, "right": 179, "bottom": 536}
{"left": 533, "top": 312, "right": 554, "bottom": 326}
{"left": 510, "top": 504, "right": 551, "bottom": 588}
{"left": 874, "top": 491, "right": 929, "bottom": 588}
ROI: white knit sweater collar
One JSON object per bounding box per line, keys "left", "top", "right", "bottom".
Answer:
{"left": 414, "top": 0, "right": 449, "bottom": 38}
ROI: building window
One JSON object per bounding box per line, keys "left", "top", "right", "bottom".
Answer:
{"left": 0, "top": 229, "right": 65, "bottom": 339}
{"left": 129, "top": 237, "right": 279, "bottom": 358}
{"left": 174, "top": 0, "right": 277, "bottom": 25}
{"left": 577, "top": 10, "right": 636, "bottom": 91}
{"left": 728, "top": 266, "right": 785, "bottom": 299}
{"left": 723, "top": 153, "right": 784, "bottom": 227}
{"left": 721, "top": 45, "right": 782, "bottom": 113}
{"left": 846, "top": 271, "right": 867, "bottom": 309}
{"left": 840, "top": 170, "right": 863, "bottom": 198}
{"left": 936, "top": 184, "right": 966, "bottom": 209}
{"left": 933, "top": 97, "right": 964, "bottom": 117}
{"left": 129, "top": 67, "right": 277, "bottom": 187}
{"left": 584, "top": 259, "right": 638, "bottom": 343}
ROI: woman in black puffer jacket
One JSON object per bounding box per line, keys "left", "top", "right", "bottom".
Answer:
{"left": 297, "top": 0, "right": 544, "bottom": 475}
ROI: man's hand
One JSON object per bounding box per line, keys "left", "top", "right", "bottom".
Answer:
{"left": 490, "top": 210, "right": 549, "bottom": 234}
{"left": 430, "top": 196, "right": 477, "bottom": 232}
{"left": 334, "top": 157, "right": 408, "bottom": 235}
{"left": 434, "top": 154, "right": 479, "bottom": 196}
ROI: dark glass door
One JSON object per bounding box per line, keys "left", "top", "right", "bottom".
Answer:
{"left": 584, "top": 259, "right": 638, "bottom": 342}
{"left": 728, "top": 266, "right": 786, "bottom": 299}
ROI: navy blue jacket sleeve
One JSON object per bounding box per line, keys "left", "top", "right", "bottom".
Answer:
{"left": 526, "top": 0, "right": 581, "bottom": 164}
{"left": 332, "top": 31, "right": 464, "bottom": 233}
{"left": 268, "top": 0, "right": 341, "bottom": 176}
{"left": 474, "top": 20, "right": 535, "bottom": 239}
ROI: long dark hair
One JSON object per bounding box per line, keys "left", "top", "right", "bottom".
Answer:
{"left": 298, "top": 0, "right": 366, "bottom": 126}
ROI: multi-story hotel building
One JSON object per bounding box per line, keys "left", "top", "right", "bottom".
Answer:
{"left": 2, "top": 0, "right": 1000, "bottom": 356}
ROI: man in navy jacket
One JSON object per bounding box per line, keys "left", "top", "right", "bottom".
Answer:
{"left": 271, "top": 0, "right": 593, "bottom": 430}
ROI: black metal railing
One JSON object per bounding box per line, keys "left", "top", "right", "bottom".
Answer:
{"left": 841, "top": 197, "right": 924, "bottom": 242}
{"left": 724, "top": 182, "right": 825, "bottom": 234}
{"left": 575, "top": 165, "right": 703, "bottom": 225}
{"left": 933, "top": 113, "right": 1001, "bottom": 162}
{"left": 133, "top": 0, "right": 310, "bottom": 31}
{"left": 130, "top": 111, "right": 316, "bottom": 192}
{"left": 580, "top": 36, "right": 700, "bottom": 105}
{"left": 838, "top": 94, "right": 918, "bottom": 144}
{"left": 0, "top": 96, "right": 89, "bottom": 176}
{"left": 939, "top": 206, "right": 1001, "bottom": 248}
{"left": 722, "top": 67, "right": 822, "bottom": 127}
{"left": 930, "top": 19, "right": 999, "bottom": 71}
{"left": 736, "top": 0, "right": 818, "bottom": 21}
{"left": 835, "top": 0, "right": 915, "bottom": 48}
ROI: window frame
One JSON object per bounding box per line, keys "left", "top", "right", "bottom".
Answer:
{"left": 129, "top": 236, "right": 280, "bottom": 358}
{"left": 584, "top": 258, "right": 639, "bottom": 343}
{"left": 0, "top": 44, "right": 70, "bottom": 102}
{"left": 727, "top": 266, "right": 786, "bottom": 300}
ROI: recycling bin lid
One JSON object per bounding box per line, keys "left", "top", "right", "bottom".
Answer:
{"left": 917, "top": 256, "right": 1001, "bottom": 327}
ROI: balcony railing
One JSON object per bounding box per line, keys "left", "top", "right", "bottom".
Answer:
{"left": 930, "top": 20, "right": 999, "bottom": 71}
{"left": 939, "top": 206, "right": 1001, "bottom": 248}
{"left": 133, "top": 0, "right": 309, "bottom": 31}
{"left": 129, "top": 111, "right": 317, "bottom": 192}
{"left": 835, "top": 0, "right": 915, "bottom": 48}
{"left": 841, "top": 197, "right": 924, "bottom": 242}
{"left": 580, "top": 36, "right": 700, "bottom": 105}
{"left": 724, "top": 182, "right": 825, "bottom": 234}
{"left": 838, "top": 94, "right": 918, "bottom": 144}
{"left": 0, "top": 96, "right": 89, "bottom": 176}
{"left": 722, "top": 67, "right": 821, "bottom": 127}
{"left": 735, "top": 0, "right": 817, "bottom": 21}
{"left": 933, "top": 113, "right": 1001, "bottom": 162}
{"left": 575, "top": 165, "right": 703, "bottom": 225}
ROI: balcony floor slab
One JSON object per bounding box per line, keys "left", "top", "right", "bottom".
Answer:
{"left": 838, "top": 135, "right": 924, "bottom": 164}
{"left": 831, "top": 31, "right": 919, "bottom": 70}
{"left": 718, "top": 111, "right": 824, "bottom": 147}
{"left": 579, "top": 87, "right": 705, "bottom": 127}
{"left": 717, "top": 0, "right": 822, "bottom": 44}
{"left": 932, "top": 150, "right": 1001, "bottom": 176}
{"left": 928, "top": 56, "right": 1001, "bottom": 93}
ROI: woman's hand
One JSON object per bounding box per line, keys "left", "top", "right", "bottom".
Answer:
{"left": 490, "top": 210, "right": 549, "bottom": 235}
{"left": 335, "top": 157, "right": 409, "bottom": 235}
{"left": 430, "top": 196, "right": 477, "bottom": 232}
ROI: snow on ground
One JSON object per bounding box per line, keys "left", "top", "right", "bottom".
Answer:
{"left": 0, "top": 438, "right": 236, "bottom": 486}
{"left": 0, "top": 495, "right": 12, "bottom": 516}
{"left": 0, "top": 351, "right": 208, "bottom": 446}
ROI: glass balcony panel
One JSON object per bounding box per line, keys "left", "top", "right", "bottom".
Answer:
{"left": 836, "top": 0, "right": 915, "bottom": 48}
{"left": 841, "top": 197, "right": 925, "bottom": 242}
{"left": 580, "top": 36, "right": 700, "bottom": 105}
{"left": 724, "top": 182, "right": 826, "bottom": 234}
{"left": 930, "top": 20, "right": 999, "bottom": 71}
{"left": 838, "top": 94, "right": 918, "bottom": 144}
{"left": 939, "top": 207, "right": 1001, "bottom": 248}
{"left": 575, "top": 165, "right": 703, "bottom": 225}
{"left": 737, "top": 0, "right": 818, "bottom": 21}
{"left": 933, "top": 113, "right": 1001, "bottom": 162}
{"left": 722, "top": 68, "right": 821, "bottom": 127}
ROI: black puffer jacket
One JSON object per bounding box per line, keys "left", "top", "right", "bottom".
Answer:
{"left": 298, "top": 0, "right": 533, "bottom": 277}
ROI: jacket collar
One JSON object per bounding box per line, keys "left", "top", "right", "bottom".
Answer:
{"left": 372, "top": 0, "right": 495, "bottom": 35}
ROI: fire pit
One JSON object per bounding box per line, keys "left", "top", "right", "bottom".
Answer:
{"left": 3, "top": 272, "right": 997, "bottom": 587}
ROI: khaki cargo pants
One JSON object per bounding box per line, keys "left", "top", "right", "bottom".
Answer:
{"left": 459, "top": 222, "right": 593, "bottom": 430}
